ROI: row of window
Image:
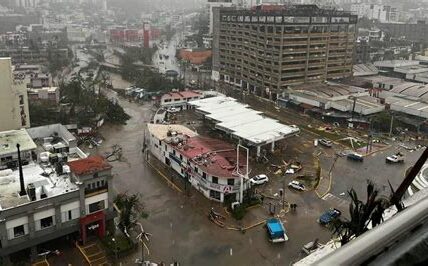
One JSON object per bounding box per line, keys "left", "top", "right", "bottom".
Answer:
{"left": 7, "top": 200, "right": 106, "bottom": 240}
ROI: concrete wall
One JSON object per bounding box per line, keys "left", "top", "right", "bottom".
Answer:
{"left": 0, "top": 58, "right": 30, "bottom": 131}
{"left": 0, "top": 190, "right": 80, "bottom": 256}
{"left": 26, "top": 124, "right": 77, "bottom": 148}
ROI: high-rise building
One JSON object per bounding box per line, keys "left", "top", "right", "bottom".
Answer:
{"left": 0, "top": 57, "right": 30, "bottom": 131}
{"left": 207, "top": 0, "right": 235, "bottom": 35}
{"left": 212, "top": 5, "right": 357, "bottom": 100}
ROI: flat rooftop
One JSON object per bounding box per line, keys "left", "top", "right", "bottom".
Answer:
{"left": 291, "top": 82, "right": 367, "bottom": 98}
{"left": 189, "top": 96, "right": 299, "bottom": 145}
{"left": 177, "top": 136, "right": 246, "bottom": 178}
{"left": 161, "top": 90, "right": 202, "bottom": 101}
{"left": 0, "top": 129, "right": 37, "bottom": 157}
{"left": 147, "top": 124, "right": 198, "bottom": 141}
{"left": 0, "top": 163, "right": 78, "bottom": 210}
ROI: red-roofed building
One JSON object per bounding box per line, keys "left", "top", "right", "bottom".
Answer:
{"left": 67, "top": 156, "right": 114, "bottom": 244}
{"left": 148, "top": 124, "right": 249, "bottom": 202}
{"left": 68, "top": 155, "right": 112, "bottom": 176}
{"left": 160, "top": 90, "right": 203, "bottom": 110}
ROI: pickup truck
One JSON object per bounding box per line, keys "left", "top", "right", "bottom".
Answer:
{"left": 266, "top": 218, "right": 288, "bottom": 243}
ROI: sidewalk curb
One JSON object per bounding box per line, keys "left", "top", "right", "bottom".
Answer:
{"left": 145, "top": 159, "right": 183, "bottom": 193}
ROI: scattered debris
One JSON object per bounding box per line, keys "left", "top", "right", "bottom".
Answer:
{"left": 104, "top": 144, "right": 123, "bottom": 162}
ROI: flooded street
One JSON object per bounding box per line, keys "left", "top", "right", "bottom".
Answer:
{"left": 95, "top": 80, "right": 331, "bottom": 264}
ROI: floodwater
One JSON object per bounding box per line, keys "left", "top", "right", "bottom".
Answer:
{"left": 96, "top": 80, "right": 331, "bottom": 265}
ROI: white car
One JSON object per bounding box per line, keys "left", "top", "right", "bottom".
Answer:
{"left": 386, "top": 154, "right": 404, "bottom": 163}
{"left": 250, "top": 174, "right": 269, "bottom": 185}
{"left": 167, "top": 107, "right": 179, "bottom": 113}
{"left": 288, "top": 180, "right": 305, "bottom": 191}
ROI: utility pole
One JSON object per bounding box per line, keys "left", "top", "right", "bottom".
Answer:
{"left": 389, "top": 113, "right": 394, "bottom": 137}
{"left": 236, "top": 144, "right": 249, "bottom": 204}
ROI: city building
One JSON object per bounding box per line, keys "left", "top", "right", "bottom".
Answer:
{"left": 28, "top": 86, "right": 60, "bottom": 104}
{"left": 160, "top": 90, "right": 203, "bottom": 110}
{"left": 207, "top": 0, "right": 235, "bottom": 35}
{"left": 0, "top": 47, "right": 69, "bottom": 65}
{"left": 0, "top": 129, "right": 36, "bottom": 169}
{"left": 350, "top": 3, "right": 399, "bottom": 23}
{"left": 283, "top": 82, "right": 384, "bottom": 116}
{"left": 147, "top": 124, "right": 248, "bottom": 202}
{"left": 0, "top": 57, "right": 30, "bottom": 131}
{"left": 379, "top": 21, "right": 428, "bottom": 43}
{"left": 212, "top": 5, "right": 357, "bottom": 100}
{"left": 0, "top": 124, "right": 114, "bottom": 261}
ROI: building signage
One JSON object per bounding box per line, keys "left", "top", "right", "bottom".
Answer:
{"left": 88, "top": 223, "right": 99, "bottom": 230}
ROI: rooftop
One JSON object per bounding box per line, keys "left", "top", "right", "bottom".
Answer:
{"left": 291, "top": 82, "right": 367, "bottom": 98}
{"left": 189, "top": 96, "right": 299, "bottom": 145}
{"left": 390, "top": 83, "right": 428, "bottom": 101}
{"left": 353, "top": 64, "right": 379, "bottom": 77}
{"left": 161, "top": 90, "right": 202, "bottom": 100}
{"left": 374, "top": 60, "right": 420, "bottom": 69}
{"left": 147, "top": 124, "right": 198, "bottom": 141}
{"left": 175, "top": 136, "right": 246, "bottom": 178}
{"left": 0, "top": 129, "right": 37, "bottom": 157}
{"left": 0, "top": 163, "right": 78, "bottom": 210}
{"left": 67, "top": 155, "right": 111, "bottom": 176}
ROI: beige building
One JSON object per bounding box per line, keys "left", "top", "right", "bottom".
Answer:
{"left": 212, "top": 5, "right": 357, "bottom": 101}
{"left": 0, "top": 57, "right": 30, "bottom": 131}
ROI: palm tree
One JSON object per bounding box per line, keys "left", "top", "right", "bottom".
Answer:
{"left": 330, "top": 181, "right": 389, "bottom": 245}
{"left": 114, "top": 193, "right": 143, "bottom": 237}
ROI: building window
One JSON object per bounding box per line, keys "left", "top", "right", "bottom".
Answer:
{"left": 194, "top": 166, "right": 198, "bottom": 173}
{"left": 210, "top": 190, "right": 221, "bottom": 200}
{"left": 212, "top": 176, "right": 218, "bottom": 184}
{"left": 19, "top": 95, "right": 24, "bottom": 105}
{"left": 13, "top": 225, "right": 25, "bottom": 238}
{"left": 202, "top": 172, "right": 207, "bottom": 179}
{"left": 40, "top": 216, "right": 54, "bottom": 229}
{"left": 89, "top": 200, "right": 105, "bottom": 213}
{"left": 227, "top": 179, "right": 235, "bottom": 186}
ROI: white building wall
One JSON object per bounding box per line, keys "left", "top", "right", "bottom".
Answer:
{"left": 0, "top": 58, "right": 30, "bottom": 131}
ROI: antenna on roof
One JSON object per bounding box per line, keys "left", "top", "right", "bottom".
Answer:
{"left": 17, "top": 143, "right": 27, "bottom": 196}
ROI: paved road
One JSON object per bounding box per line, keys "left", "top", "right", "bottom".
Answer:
{"left": 319, "top": 143, "right": 423, "bottom": 203}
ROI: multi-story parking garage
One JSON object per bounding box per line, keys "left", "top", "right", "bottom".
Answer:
{"left": 212, "top": 4, "right": 357, "bottom": 100}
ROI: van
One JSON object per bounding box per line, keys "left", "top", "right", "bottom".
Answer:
{"left": 347, "top": 152, "right": 363, "bottom": 162}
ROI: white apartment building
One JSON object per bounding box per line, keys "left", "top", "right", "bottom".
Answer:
{"left": 351, "top": 3, "right": 399, "bottom": 23}
{"left": 148, "top": 124, "right": 249, "bottom": 202}
{"left": 0, "top": 58, "right": 30, "bottom": 131}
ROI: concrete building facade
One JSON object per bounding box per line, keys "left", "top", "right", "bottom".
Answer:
{"left": 212, "top": 5, "right": 357, "bottom": 100}
{"left": 0, "top": 57, "right": 30, "bottom": 131}
{"left": 147, "top": 124, "right": 248, "bottom": 202}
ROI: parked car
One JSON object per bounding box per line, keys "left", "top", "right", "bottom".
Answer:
{"left": 288, "top": 180, "right": 305, "bottom": 191}
{"left": 347, "top": 152, "right": 363, "bottom": 162}
{"left": 318, "top": 208, "right": 341, "bottom": 225}
{"left": 319, "top": 138, "right": 333, "bottom": 147}
{"left": 167, "top": 107, "right": 179, "bottom": 113}
{"left": 386, "top": 154, "right": 404, "bottom": 164}
{"left": 250, "top": 174, "right": 269, "bottom": 185}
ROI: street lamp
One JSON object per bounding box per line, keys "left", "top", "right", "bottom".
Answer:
{"left": 111, "top": 237, "right": 118, "bottom": 260}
